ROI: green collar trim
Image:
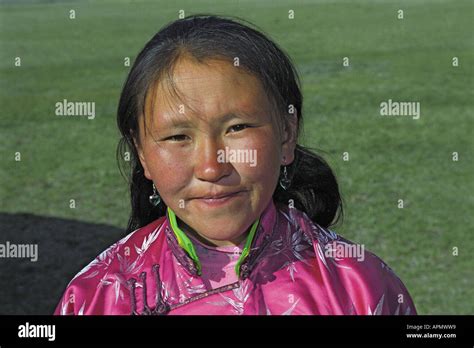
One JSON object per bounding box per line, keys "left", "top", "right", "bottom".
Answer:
{"left": 167, "top": 207, "right": 202, "bottom": 274}
{"left": 234, "top": 217, "right": 259, "bottom": 278}
{"left": 166, "top": 207, "right": 260, "bottom": 278}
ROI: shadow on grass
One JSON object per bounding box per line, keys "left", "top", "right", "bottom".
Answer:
{"left": 0, "top": 213, "right": 126, "bottom": 315}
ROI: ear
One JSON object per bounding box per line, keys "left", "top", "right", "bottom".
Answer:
{"left": 280, "top": 110, "right": 298, "bottom": 165}
{"left": 133, "top": 138, "right": 153, "bottom": 181}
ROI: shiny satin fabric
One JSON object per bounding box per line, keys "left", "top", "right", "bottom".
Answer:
{"left": 54, "top": 200, "right": 416, "bottom": 315}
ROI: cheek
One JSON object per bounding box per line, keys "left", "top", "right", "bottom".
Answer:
{"left": 232, "top": 132, "right": 281, "bottom": 186}
{"left": 144, "top": 146, "right": 191, "bottom": 194}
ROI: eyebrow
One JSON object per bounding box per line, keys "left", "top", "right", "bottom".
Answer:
{"left": 162, "top": 112, "right": 248, "bottom": 128}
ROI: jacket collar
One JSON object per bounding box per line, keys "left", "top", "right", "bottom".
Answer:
{"left": 164, "top": 199, "right": 278, "bottom": 280}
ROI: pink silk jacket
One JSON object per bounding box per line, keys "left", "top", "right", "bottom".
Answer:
{"left": 54, "top": 200, "right": 416, "bottom": 315}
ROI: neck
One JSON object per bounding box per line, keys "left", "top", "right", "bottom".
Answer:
{"left": 176, "top": 218, "right": 249, "bottom": 247}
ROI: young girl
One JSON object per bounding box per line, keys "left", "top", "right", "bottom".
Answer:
{"left": 55, "top": 15, "right": 416, "bottom": 315}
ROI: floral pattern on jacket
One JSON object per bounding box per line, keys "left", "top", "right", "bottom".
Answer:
{"left": 54, "top": 200, "right": 416, "bottom": 315}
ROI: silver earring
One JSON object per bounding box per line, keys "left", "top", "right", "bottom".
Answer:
{"left": 149, "top": 183, "right": 161, "bottom": 206}
{"left": 279, "top": 165, "right": 291, "bottom": 190}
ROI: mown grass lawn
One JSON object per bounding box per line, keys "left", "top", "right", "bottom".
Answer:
{"left": 1, "top": 0, "right": 472, "bottom": 314}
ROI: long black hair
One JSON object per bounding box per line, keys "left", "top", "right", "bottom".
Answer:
{"left": 116, "top": 14, "right": 343, "bottom": 233}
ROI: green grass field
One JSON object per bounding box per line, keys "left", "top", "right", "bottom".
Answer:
{"left": 1, "top": 0, "right": 473, "bottom": 314}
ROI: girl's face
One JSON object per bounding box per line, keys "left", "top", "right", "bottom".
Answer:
{"left": 136, "top": 57, "right": 297, "bottom": 246}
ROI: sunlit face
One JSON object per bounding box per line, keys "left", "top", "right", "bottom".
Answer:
{"left": 136, "top": 56, "right": 297, "bottom": 246}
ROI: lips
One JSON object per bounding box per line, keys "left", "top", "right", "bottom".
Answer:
{"left": 192, "top": 191, "right": 245, "bottom": 208}
{"left": 196, "top": 190, "right": 243, "bottom": 200}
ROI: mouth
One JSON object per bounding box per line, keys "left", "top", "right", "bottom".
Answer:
{"left": 193, "top": 190, "right": 246, "bottom": 207}
{"left": 198, "top": 190, "right": 243, "bottom": 200}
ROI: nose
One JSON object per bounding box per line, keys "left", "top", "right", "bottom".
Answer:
{"left": 194, "top": 136, "right": 233, "bottom": 182}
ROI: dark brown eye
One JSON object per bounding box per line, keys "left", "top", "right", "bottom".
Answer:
{"left": 229, "top": 124, "right": 250, "bottom": 133}
{"left": 165, "top": 134, "right": 188, "bottom": 141}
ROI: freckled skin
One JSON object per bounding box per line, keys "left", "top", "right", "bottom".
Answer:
{"left": 136, "top": 57, "right": 297, "bottom": 247}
